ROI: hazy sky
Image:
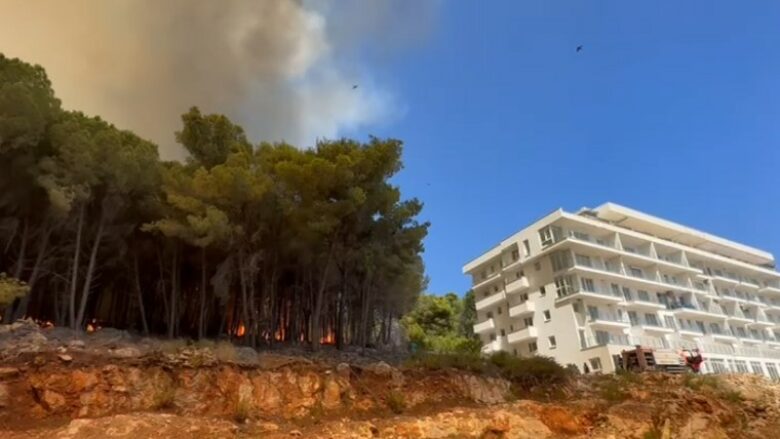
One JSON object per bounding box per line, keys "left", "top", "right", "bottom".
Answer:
{"left": 2, "top": 1, "right": 780, "bottom": 295}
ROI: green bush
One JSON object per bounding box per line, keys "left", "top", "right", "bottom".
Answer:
{"left": 404, "top": 353, "right": 486, "bottom": 373}
{"left": 0, "top": 273, "right": 28, "bottom": 308}
{"left": 488, "top": 353, "right": 569, "bottom": 388}
{"left": 386, "top": 390, "right": 406, "bottom": 414}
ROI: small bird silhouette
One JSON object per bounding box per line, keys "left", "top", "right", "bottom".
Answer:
{"left": 352, "top": 85, "right": 358, "bottom": 89}
{"left": 576, "top": 45, "right": 583, "bottom": 52}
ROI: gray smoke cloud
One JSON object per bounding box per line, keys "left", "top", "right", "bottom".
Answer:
{"left": 0, "top": 0, "right": 437, "bottom": 159}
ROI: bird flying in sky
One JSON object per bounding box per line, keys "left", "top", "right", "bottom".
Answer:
{"left": 576, "top": 45, "right": 583, "bottom": 52}
{"left": 352, "top": 84, "right": 358, "bottom": 89}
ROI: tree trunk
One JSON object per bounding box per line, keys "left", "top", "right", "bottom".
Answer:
{"left": 168, "top": 244, "right": 179, "bottom": 339}
{"left": 133, "top": 251, "right": 149, "bottom": 335}
{"left": 12, "top": 221, "right": 54, "bottom": 321}
{"left": 198, "top": 247, "right": 207, "bottom": 340}
{"left": 237, "top": 249, "right": 251, "bottom": 345}
{"left": 311, "top": 242, "right": 336, "bottom": 350}
{"left": 12, "top": 217, "right": 29, "bottom": 279}
{"left": 68, "top": 204, "right": 86, "bottom": 329}
{"left": 76, "top": 209, "right": 106, "bottom": 330}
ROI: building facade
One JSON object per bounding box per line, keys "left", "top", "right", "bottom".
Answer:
{"left": 464, "top": 203, "right": 780, "bottom": 377}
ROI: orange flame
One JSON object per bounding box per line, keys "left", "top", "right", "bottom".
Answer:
{"left": 320, "top": 329, "right": 336, "bottom": 345}
{"left": 236, "top": 323, "right": 246, "bottom": 337}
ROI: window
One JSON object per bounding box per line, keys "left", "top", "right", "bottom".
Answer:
{"left": 710, "top": 359, "right": 728, "bottom": 374}
{"left": 489, "top": 265, "right": 495, "bottom": 274}
{"left": 511, "top": 249, "right": 519, "bottom": 261}
{"left": 573, "top": 231, "right": 590, "bottom": 241}
{"left": 523, "top": 240, "right": 531, "bottom": 257}
{"left": 543, "top": 310, "right": 551, "bottom": 322}
{"left": 589, "top": 357, "right": 602, "bottom": 371}
{"left": 523, "top": 317, "right": 534, "bottom": 327}
{"left": 539, "top": 286, "right": 546, "bottom": 297}
{"left": 622, "top": 286, "right": 631, "bottom": 300}
{"left": 628, "top": 311, "right": 638, "bottom": 326}
{"left": 497, "top": 306, "right": 502, "bottom": 315}
{"left": 637, "top": 290, "right": 650, "bottom": 301}
{"left": 664, "top": 316, "right": 676, "bottom": 329}
{"left": 766, "top": 364, "right": 779, "bottom": 380}
{"left": 480, "top": 270, "right": 487, "bottom": 280}
{"left": 548, "top": 336, "right": 557, "bottom": 349}
{"left": 493, "top": 285, "right": 499, "bottom": 292}
{"left": 645, "top": 314, "right": 659, "bottom": 326}
{"left": 509, "top": 325, "right": 514, "bottom": 332}
{"left": 736, "top": 327, "right": 747, "bottom": 337}
{"left": 580, "top": 277, "right": 595, "bottom": 292}
{"left": 489, "top": 333, "right": 496, "bottom": 341}
{"left": 535, "top": 261, "right": 542, "bottom": 271}
{"left": 611, "top": 283, "right": 621, "bottom": 296}
{"left": 486, "top": 311, "right": 493, "bottom": 319}
{"left": 574, "top": 254, "right": 592, "bottom": 267}
{"left": 500, "top": 329, "right": 506, "bottom": 337}
{"left": 554, "top": 275, "right": 574, "bottom": 297}
{"left": 750, "top": 361, "right": 763, "bottom": 375}
{"left": 623, "top": 246, "right": 636, "bottom": 253}
{"left": 528, "top": 342, "right": 538, "bottom": 353}
{"left": 519, "top": 293, "right": 528, "bottom": 302}
{"left": 539, "top": 226, "right": 560, "bottom": 247}
{"left": 573, "top": 302, "right": 582, "bottom": 313}
{"left": 629, "top": 267, "right": 643, "bottom": 278}
{"left": 550, "top": 251, "right": 572, "bottom": 271}
{"left": 734, "top": 360, "right": 749, "bottom": 374}
{"left": 516, "top": 271, "right": 524, "bottom": 280}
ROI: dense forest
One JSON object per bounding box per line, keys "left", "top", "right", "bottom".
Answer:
{"left": 0, "top": 54, "right": 429, "bottom": 349}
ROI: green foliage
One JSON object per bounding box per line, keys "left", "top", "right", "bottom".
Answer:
{"left": 234, "top": 397, "right": 252, "bottom": 423}
{"left": 385, "top": 390, "right": 406, "bottom": 414}
{"left": 405, "top": 352, "right": 570, "bottom": 391}
{"left": 401, "top": 292, "right": 479, "bottom": 354}
{"left": 0, "top": 54, "right": 428, "bottom": 346}
{"left": 405, "top": 353, "right": 487, "bottom": 374}
{"left": 598, "top": 378, "right": 630, "bottom": 402}
{"left": 0, "top": 273, "right": 28, "bottom": 307}
{"left": 682, "top": 374, "right": 743, "bottom": 402}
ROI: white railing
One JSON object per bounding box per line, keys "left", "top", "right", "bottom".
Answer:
{"left": 507, "top": 327, "right": 538, "bottom": 344}
{"left": 473, "top": 318, "right": 495, "bottom": 334}
{"left": 475, "top": 292, "right": 506, "bottom": 311}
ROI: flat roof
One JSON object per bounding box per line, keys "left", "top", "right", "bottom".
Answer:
{"left": 592, "top": 203, "right": 774, "bottom": 266}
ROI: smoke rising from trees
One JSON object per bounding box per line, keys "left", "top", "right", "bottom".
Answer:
{"left": 0, "top": 0, "right": 437, "bottom": 159}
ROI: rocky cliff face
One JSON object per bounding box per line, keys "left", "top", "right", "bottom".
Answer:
{"left": 2, "top": 320, "right": 780, "bottom": 438}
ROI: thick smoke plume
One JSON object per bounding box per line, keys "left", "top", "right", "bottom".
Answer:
{"left": 0, "top": 0, "right": 436, "bottom": 159}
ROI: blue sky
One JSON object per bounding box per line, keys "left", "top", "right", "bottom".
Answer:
{"left": 344, "top": 1, "right": 780, "bottom": 295}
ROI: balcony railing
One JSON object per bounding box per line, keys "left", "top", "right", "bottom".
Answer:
{"left": 507, "top": 326, "right": 538, "bottom": 344}
{"left": 509, "top": 301, "right": 535, "bottom": 317}
{"left": 475, "top": 292, "right": 506, "bottom": 311}
{"left": 473, "top": 318, "right": 495, "bottom": 334}
{"left": 587, "top": 312, "right": 631, "bottom": 325}
{"left": 505, "top": 276, "right": 529, "bottom": 294}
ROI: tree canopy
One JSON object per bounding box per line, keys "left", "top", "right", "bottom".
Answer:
{"left": 401, "top": 292, "right": 480, "bottom": 354}
{"left": 0, "top": 53, "right": 429, "bottom": 350}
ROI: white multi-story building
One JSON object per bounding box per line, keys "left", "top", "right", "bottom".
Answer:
{"left": 464, "top": 203, "right": 780, "bottom": 377}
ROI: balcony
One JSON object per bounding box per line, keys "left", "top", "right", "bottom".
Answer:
{"left": 587, "top": 312, "right": 631, "bottom": 329}
{"left": 676, "top": 322, "right": 705, "bottom": 337}
{"left": 507, "top": 327, "right": 538, "bottom": 344}
{"left": 505, "top": 276, "right": 530, "bottom": 295}
{"left": 564, "top": 232, "right": 700, "bottom": 274}
{"left": 471, "top": 272, "right": 502, "bottom": 291}
{"left": 747, "top": 315, "right": 774, "bottom": 329}
{"left": 556, "top": 283, "right": 624, "bottom": 305}
{"left": 668, "top": 302, "right": 725, "bottom": 320}
{"left": 637, "top": 321, "right": 675, "bottom": 334}
{"left": 475, "top": 292, "right": 506, "bottom": 311}
{"left": 509, "top": 301, "right": 535, "bottom": 317}
{"left": 580, "top": 333, "right": 630, "bottom": 349}
{"left": 480, "top": 336, "right": 508, "bottom": 354}
{"left": 622, "top": 292, "right": 667, "bottom": 311}
{"left": 473, "top": 318, "right": 495, "bottom": 335}
{"left": 759, "top": 284, "right": 780, "bottom": 296}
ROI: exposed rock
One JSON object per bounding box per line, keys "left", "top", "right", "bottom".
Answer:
{"left": 322, "top": 377, "right": 343, "bottom": 409}
{"left": 336, "top": 362, "right": 351, "bottom": 378}
{"left": 0, "top": 383, "right": 8, "bottom": 408}
{"left": 365, "top": 361, "right": 393, "bottom": 376}
{"left": 40, "top": 389, "right": 66, "bottom": 411}
{"left": 58, "top": 354, "right": 73, "bottom": 363}
{"left": 110, "top": 347, "right": 142, "bottom": 359}
{"left": 0, "top": 367, "right": 20, "bottom": 380}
